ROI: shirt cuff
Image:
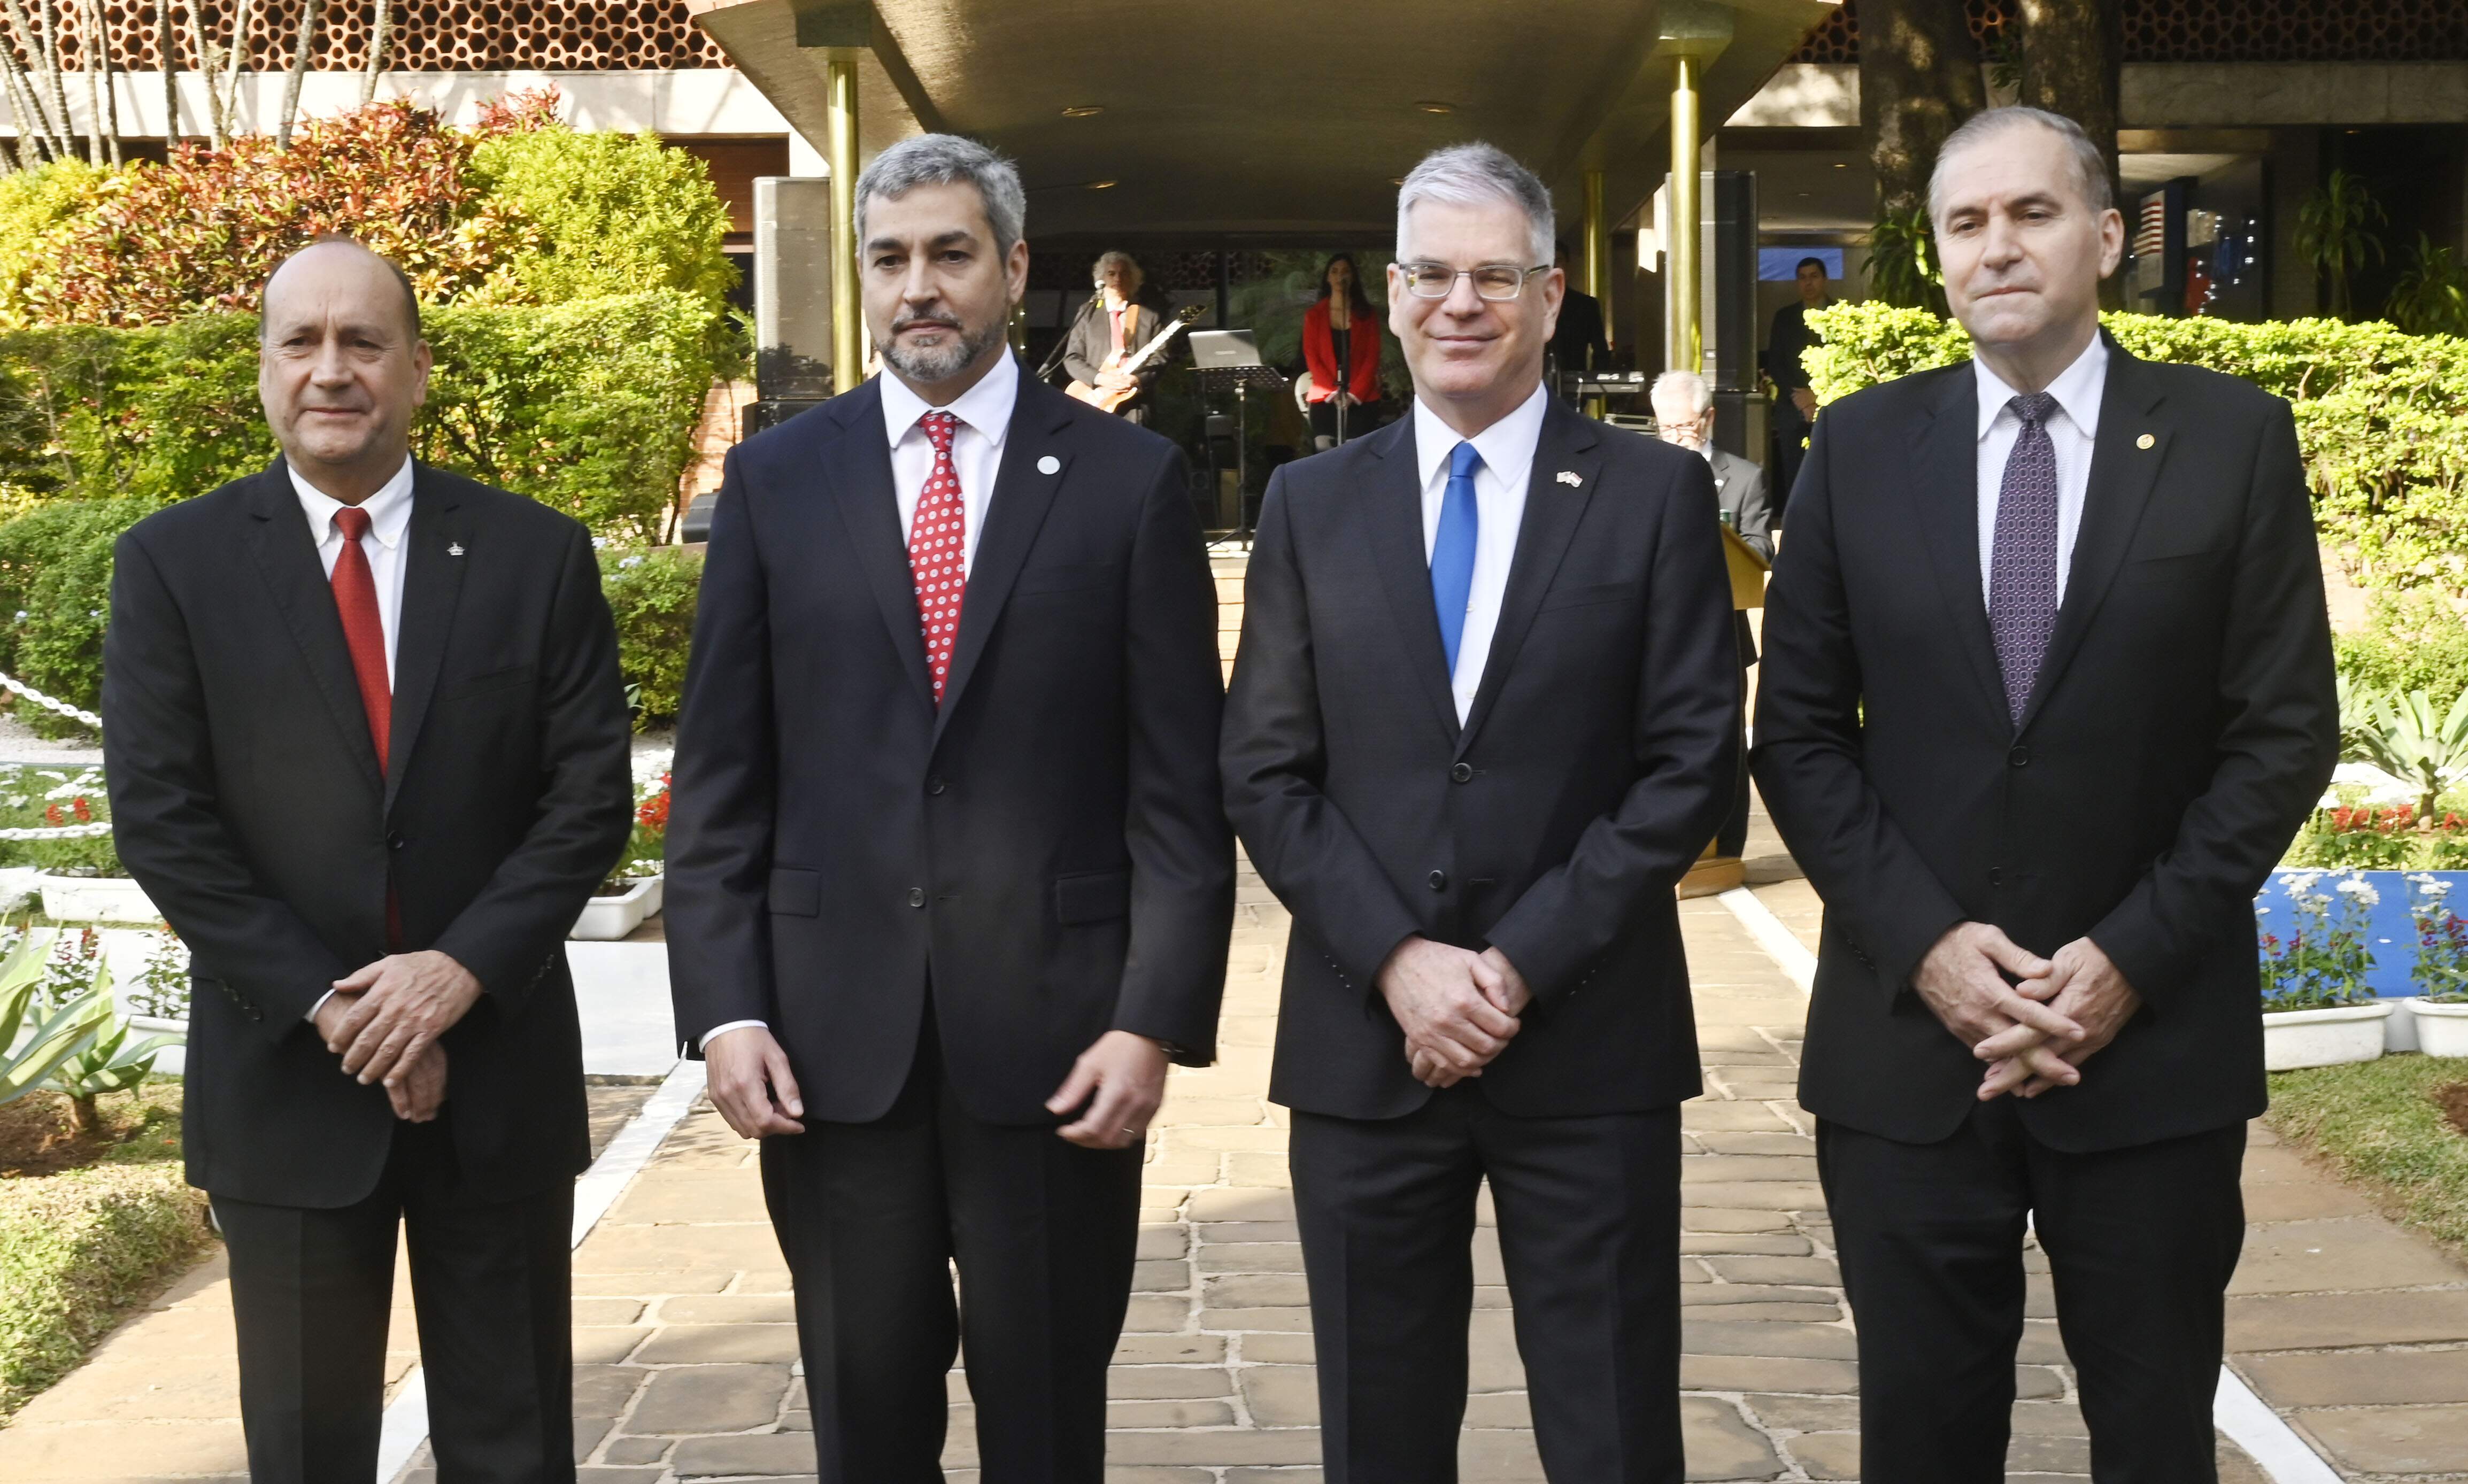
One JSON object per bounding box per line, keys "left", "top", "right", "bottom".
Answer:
{"left": 305, "top": 988, "right": 337, "bottom": 1024}
{"left": 700, "top": 1019, "right": 768, "bottom": 1051}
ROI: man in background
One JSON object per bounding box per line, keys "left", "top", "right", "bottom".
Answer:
{"left": 105, "top": 237, "right": 633, "bottom": 1484}
{"left": 1652, "top": 368, "right": 1767, "bottom": 862}
{"left": 1062, "top": 249, "right": 1171, "bottom": 423}
{"left": 1763, "top": 254, "right": 1832, "bottom": 513}
{"left": 1547, "top": 239, "right": 1610, "bottom": 403}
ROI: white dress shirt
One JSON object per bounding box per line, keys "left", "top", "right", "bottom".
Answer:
{"left": 289, "top": 455, "right": 414, "bottom": 1023}
{"left": 1413, "top": 382, "right": 1548, "bottom": 723}
{"left": 878, "top": 350, "right": 1018, "bottom": 576}
{"left": 1975, "top": 333, "right": 2107, "bottom": 605}
{"left": 290, "top": 455, "right": 415, "bottom": 686}
{"left": 703, "top": 358, "right": 1023, "bottom": 1053}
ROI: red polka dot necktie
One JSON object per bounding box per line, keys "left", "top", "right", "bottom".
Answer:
{"left": 910, "top": 411, "right": 968, "bottom": 706}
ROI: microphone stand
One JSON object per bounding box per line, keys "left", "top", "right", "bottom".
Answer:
{"left": 1035, "top": 289, "right": 1105, "bottom": 383}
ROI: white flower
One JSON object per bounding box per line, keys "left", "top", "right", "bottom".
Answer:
{"left": 2336, "top": 877, "right": 2381, "bottom": 906}
{"left": 620, "top": 555, "right": 644, "bottom": 569}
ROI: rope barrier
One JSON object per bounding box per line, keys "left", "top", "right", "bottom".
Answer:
{"left": 0, "top": 667, "right": 110, "bottom": 839}
{"left": 0, "top": 671, "right": 102, "bottom": 731}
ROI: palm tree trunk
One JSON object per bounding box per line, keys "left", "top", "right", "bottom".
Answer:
{"left": 0, "top": 23, "right": 53, "bottom": 166}
{"left": 33, "top": 0, "right": 77, "bottom": 162}
{"left": 1, "top": 0, "right": 71, "bottom": 159}
{"left": 277, "top": 0, "right": 314, "bottom": 145}
{"left": 358, "top": 0, "right": 385, "bottom": 106}
{"left": 215, "top": 0, "right": 251, "bottom": 138}
{"left": 1858, "top": 0, "right": 1986, "bottom": 220}
{"left": 2017, "top": 0, "right": 2123, "bottom": 304}
{"left": 185, "top": 1, "right": 218, "bottom": 144}
{"left": 156, "top": 0, "right": 177, "bottom": 145}
{"left": 84, "top": 0, "right": 117, "bottom": 164}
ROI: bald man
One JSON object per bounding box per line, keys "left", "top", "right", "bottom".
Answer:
{"left": 104, "top": 238, "right": 634, "bottom": 1484}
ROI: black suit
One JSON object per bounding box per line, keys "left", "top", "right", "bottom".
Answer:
{"left": 1764, "top": 298, "right": 1826, "bottom": 514}
{"left": 1752, "top": 339, "right": 2337, "bottom": 1481}
{"left": 667, "top": 365, "right": 1232, "bottom": 1480}
{"left": 1222, "top": 398, "right": 1737, "bottom": 1480}
{"left": 104, "top": 460, "right": 633, "bottom": 1483}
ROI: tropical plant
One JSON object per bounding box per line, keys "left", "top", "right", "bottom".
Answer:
{"left": 2338, "top": 674, "right": 2383, "bottom": 763}
{"left": 1863, "top": 206, "right": 1948, "bottom": 314}
{"left": 2296, "top": 169, "right": 2387, "bottom": 321}
{"left": 0, "top": 929, "right": 106, "bottom": 1108}
{"left": 122, "top": 932, "right": 190, "bottom": 1022}
{"left": 2388, "top": 233, "right": 2468, "bottom": 338}
{"left": 2256, "top": 869, "right": 2380, "bottom": 1011}
{"left": 2407, "top": 873, "right": 2468, "bottom": 1003}
{"left": 2358, "top": 688, "right": 2468, "bottom": 822}
{"left": 35, "top": 930, "right": 176, "bottom": 1132}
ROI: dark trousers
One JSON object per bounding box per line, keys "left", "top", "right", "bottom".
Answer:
{"left": 1770, "top": 402, "right": 1811, "bottom": 521}
{"left": 760, "top": 1019, "right": 1142, "bottom": 1483}
{"left": 1817, "top": 1100, "right": 2247, "bottom": 1483}
{"left": 1290, "top": 1088, "right": 1683, "bottom": 1483}
{"left": 214, "top": 1115, "right": 575, "bottom": 1484}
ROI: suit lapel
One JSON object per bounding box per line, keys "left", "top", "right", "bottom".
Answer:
{"left": 1363, "top": 420, "right": 1463, "bottom": 745}
{"left": 932, "top": 373, "right": 1074, "bottom": 745}
{"left": 1910, "top": 368, "right": 2011, "bottom": 726}
{"left": 242, "top": 460, "right": 383, "bottom": 792}
{"left": 1455, "top": 402, "right": 1600, "bottom": 756}
{"left": 821, "top": 379, "right": 938, "bottom": 713}
{"left": 2017, "top": 342, "right": 2169, "bottom": 735}
{"left": 382, "top": 468, "right": 468, "bottom": 813}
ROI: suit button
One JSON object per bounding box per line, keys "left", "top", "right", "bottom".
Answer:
{"left": 387, "top": 832, "right": 405, "bottom": 851}
{"left": 1428, "top": 870, "right": 1448, "bottom": 892}
{"left": 1451, "top": 762, "right": 1474, "bottom": 784}
{"left": 907, "top": 887, "right": 927, "bottom": 908}
{"left": 927, "top": 778, "right": 947, "bottom": 795}
{"left": 1989, "top": 867, "right": 2004, "bottom": 887}
{"left": 2008, "top": 745, "right": 2030, "bottom": 768}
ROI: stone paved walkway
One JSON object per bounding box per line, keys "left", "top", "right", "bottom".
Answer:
{"left": 12, "top": 847, "right": 2468, "bottom": 1478}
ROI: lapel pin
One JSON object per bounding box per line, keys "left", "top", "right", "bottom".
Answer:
{"left": 2136, "top": 434, "right": 2155, "bottom": 450}
{"left": 1037, "top": 455, "right": 1061, "bottom": 475}
{"left": 1556, "top": 470, "right": 1583, "bottom": 488}
{"left": 448, "top": 542, "right": 465, "bottom": 556}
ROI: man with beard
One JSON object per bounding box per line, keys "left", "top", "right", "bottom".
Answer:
{"left": 665, "top": 133, "right": 1233, "bottom": 1481}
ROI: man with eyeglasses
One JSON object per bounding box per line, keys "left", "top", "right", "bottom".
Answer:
{"left": 1222, "top": 142, "right": 1738, "bottom": 1482}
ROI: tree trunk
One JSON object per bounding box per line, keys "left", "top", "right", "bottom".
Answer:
{"left": 1, "top": 0, "right": 71, "bottom": 159}
{"left": 2017, "top": 0, "right": 2124, "bottom": 301}
{"left": 75, "top": 0, "right": 101, "bottom": 163}
{"left": 0, "top": 23, "right": 54, "bottom": 166}
{"left": 33, "top": 0, "right": 76, "bottom": 162}
{"left": 358, "top": 0, "right": 387, "bottom": 106}
{"left": 1858, "top": 0, "right": 1987, "bottom": 220}
{"left": 84, "top": 0, "right": 117, "bottom": 164}
{"left": 277, "top": 0, "right": 315, "bottom": 146}
{"left": 156, "top": 0, "right": 177, "bottom": 145}
{"left": 215, "top": 0, "right": 251, "bottom": 138}
{"left": 65, "top": 1091, "right": 98, "bottom": 1134}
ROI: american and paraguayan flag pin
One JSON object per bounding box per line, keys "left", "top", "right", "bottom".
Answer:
{"left": 448, "top": 542, "right": 465, "bottom": 556}
{"left": 1556, "top": 470, "right": 1583, "bottom": 488}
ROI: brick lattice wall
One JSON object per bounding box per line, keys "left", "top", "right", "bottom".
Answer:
{"left": 1792, "top": 0, "right": 2468, "bottom": 65}
{"left": 18, "top": 0, "right": 728, "bottom": 73}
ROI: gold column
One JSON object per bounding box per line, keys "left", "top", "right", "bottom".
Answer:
{"left": 826, "top": 56, "right": 862, "bottom": 395}
{"left": 1581, "top": 168, "right": 1609, "bottom": 418}
{"left": 1668, "top": 53, "right": 1702, "bottom": 379}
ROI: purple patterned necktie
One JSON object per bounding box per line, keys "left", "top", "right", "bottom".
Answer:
{"left": 1989, "top": 391, "right": 2061, "bottom": 727}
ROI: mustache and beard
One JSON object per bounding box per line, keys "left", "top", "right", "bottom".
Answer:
{"left": 881, "top": 303, "right": 1006, "bottom": 384}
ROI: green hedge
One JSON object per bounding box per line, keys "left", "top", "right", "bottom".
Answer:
{"left": 0, "top": 1162, "right": 211, "bottom": 1420}
{"left": 1803, "top": 304, "right": 2468, "bottom": 596}
{"left": 599, "top": 543, "right": 700, "bottom": 729}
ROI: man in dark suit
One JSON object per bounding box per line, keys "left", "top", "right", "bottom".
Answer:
{"left": 1222, "top": 143, "right": 1738, "bottom": 1483}
{"left": 103, "top": 238, "right": 635, "bottom": 1484}
{"left": 666, "top": 134, "right": 1232, "bottom": 1482}
{"left": 1763, "top": 254, "right": 1832, "bottom": 516}
{"left": 1547, "top": 240, "right": 1610, "bottom": 405}
{"left": 1652, "top": 369, "right": 1769, "bottom": 860}
{"left": 1753, "top": 108, "right": 2338, "bottom": 1483}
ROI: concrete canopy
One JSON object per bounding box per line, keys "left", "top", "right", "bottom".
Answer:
{"left": 688, "top": 0, "right": 1837, "bottom": 243}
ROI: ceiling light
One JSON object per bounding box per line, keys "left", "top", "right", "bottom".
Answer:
{"left": 1391, "top": 176, "right": 1406, "bottom": 186}
{"left": 1061, "top": 105, "right": 1104, "bottom": 118}
{"left": 1086, "top": 179, "right": 1118, "bottom": 190}
{"left": 1414, "top": 101, "right": 1455, "bottom": 115}
{"left": 1832, "top": 161, "right": 1848, "bottom": 168}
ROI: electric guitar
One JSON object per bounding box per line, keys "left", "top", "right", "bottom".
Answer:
{"left": 1067, "top": 304, "right": 1204, "bottom": 413}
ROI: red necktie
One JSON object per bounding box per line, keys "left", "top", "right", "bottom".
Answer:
{"left": 909, "top": 411, "right": 968, "bottom": 706}
{"left": 330, "top": 506, "right": 402, "bottom": 948}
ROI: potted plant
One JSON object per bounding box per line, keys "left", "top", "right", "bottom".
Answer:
{"left": 2403, "top": 873, "right": 2468, "bottom": 1056}
{"left": 13, "top": 768, "right": 160, "bottom": 925}
{"left": 2257, "top": 869, "right": 2391, "bottom": 1070}
{"left": 572, "top": 766, "right": 667, "bottom": 941}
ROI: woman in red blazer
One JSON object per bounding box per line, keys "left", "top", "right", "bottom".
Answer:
{"left": 1301, "top": 253, "right": 1384, "bottom": 449}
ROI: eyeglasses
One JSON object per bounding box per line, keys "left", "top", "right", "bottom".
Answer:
{"left": 1395, "top": 261, "right": 1550, "bottom": 300}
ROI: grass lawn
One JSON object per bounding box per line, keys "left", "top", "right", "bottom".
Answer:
{"left": 2268, "top": 1052, "right": 2468, "bottom": 1256}
{"left": 0, "top": 1079, "right": 210, "bottom": 1424}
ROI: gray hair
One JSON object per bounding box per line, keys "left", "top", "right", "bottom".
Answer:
{"left": 1093, "top": 250, "right": 1142, "bottom": 287}
{"left": 1396, "top": 142, "right": 1555, "bottom": 270}
{"left": 854, "top": 133, "right": 1027, "bottom": 257}
{"left": 1649, "top": 370, "right": 1712, "bottom": 415}
{"left": 1929, "top": 106, "right": 2115, "bottom": 221}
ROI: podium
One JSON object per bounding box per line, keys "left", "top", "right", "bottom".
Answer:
{"left": 1679, "top": 524, "right": 1771, "bottom": 899}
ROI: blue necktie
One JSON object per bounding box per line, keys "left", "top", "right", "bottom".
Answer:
{"left": 1432, "top": 441, "right": 1482, "bottom": 674}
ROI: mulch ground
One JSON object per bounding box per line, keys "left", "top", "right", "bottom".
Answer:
{"left": 2436, "top": 1081, "right": 2468, "bottom": 1140}
{"left": 0, "top": 1092, "right": 123, "bottom": 1177}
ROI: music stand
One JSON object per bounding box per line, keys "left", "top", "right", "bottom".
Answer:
{"left": 1188, "top": 331, "right": 1287, "bottom": 542}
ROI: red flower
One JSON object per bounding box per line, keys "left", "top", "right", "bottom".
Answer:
{"left": 70, "top": 797, "right": 91, "bottom": 822}
{"left": 43, "top": 804, "right": 61, "bottom": 827}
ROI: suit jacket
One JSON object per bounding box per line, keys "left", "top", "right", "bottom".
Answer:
{"left": 1764, "top": 300, "right": 1826, "bottom": 396}
{"left": 1222, "top": 397, "right": 1739, "bottom": 1121}
{"left": 1750, "top": 338, "right": 2338, "bottom": 1152}
{"left": 665, "top": 366, "right": 1234, "bottom": 1126}
{"left": 103, "top": 460, "right": 635, "bottom": 1208}
{"left": 1708, "top": 446, "right": 1770, "bottom": 666}
{"left": 1549, "top": 290, "right": 1610, "bottom": 378}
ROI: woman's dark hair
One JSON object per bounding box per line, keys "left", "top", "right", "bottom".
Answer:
{"left": 1317, "top": 252, "right": 1375, "bottom": 314}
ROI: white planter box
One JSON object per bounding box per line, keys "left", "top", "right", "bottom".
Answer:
{"left": 2407, "top": 998, "right": 2468, "bottom": 1058}
{"left": 2262, "top": 1002, "right": 2392, "bottom": 1071}
{"left": 2387, "top": 996, "right": 2423, "bottom": 1053}
{"left": 36, "top": 871, "right": 161, "bottom": 924}
{"left": 571, "top": 876, "right": 662, "bottom": 941}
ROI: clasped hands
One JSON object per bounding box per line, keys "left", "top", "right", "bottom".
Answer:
{"left": 1378, "top": 936, "right": 1530, "bottom": 1089}
{"left": 1911, "top": 922, "right": 2143, "bottom": 1101}
{"left": 312, "top": 949, "right": 481, "bottom": 1125}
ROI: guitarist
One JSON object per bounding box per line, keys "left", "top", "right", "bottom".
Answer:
{"left": 1062, "top": 251, "right": 1171, "bottom": 424}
